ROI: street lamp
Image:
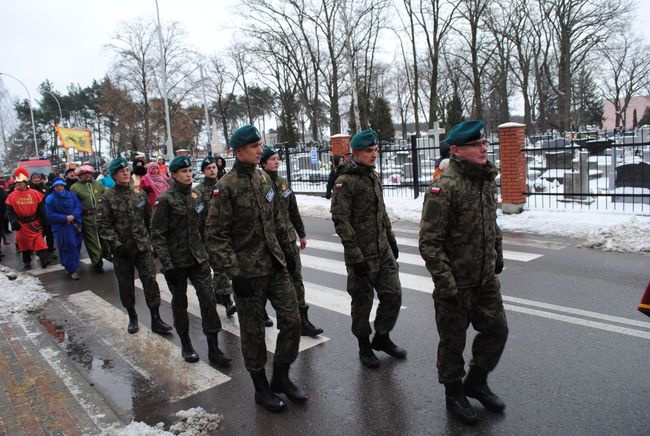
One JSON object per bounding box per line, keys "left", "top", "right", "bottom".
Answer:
{"left": 0, "top": 72, "right": 39, "bottom": 155}
{"left": 154, "top": 0, "right": 174, "bottom": 161}
{"left": 42, "top": 90, "right": 63, "bottom": 123}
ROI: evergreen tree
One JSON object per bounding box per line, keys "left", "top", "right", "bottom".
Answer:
{"left": 369, "top": 97, "right": 395, "bottom": 141}
{"left": 445, "top": 90, "right": 464, "bottom": 129}
{"left": 639, "top": 106, "right": 650, "bottom": 126}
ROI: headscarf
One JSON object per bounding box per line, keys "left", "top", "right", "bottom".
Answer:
{"left": 141, "top": 163, "right": 170, "bottom": 198}
{"left": 47, "top": 177, "right": 74, "bottom": 211}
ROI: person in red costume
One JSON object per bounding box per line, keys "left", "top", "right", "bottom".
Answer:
{"left": 5, "top": 168, "right": 51, "bottom": 269}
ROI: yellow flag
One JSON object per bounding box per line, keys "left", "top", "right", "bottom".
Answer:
{"left": 54, "top": 125, "right": 93, "bottom": 153}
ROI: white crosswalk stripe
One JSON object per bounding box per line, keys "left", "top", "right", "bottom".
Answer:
{"left": 154, "top": 274, "right": 330, "bottom": 353}
{"left": 62, "top": 290, "right": 230, "bottom": 401}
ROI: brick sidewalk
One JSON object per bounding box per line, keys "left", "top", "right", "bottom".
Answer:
{"left": 0, "top": 312, "right": 122, "bottom": 435}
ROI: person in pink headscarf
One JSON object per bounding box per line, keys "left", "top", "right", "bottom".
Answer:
{"left": 140, "top": 163, "right": 171, "bottom": 207}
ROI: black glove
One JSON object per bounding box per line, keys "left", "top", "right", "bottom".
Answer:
{"left": 389, "top": 239, "right": 399, "bottom": 259}
{"left": 164, "top": 268, "right": 179, "bottom": 284}
{"left": 285, "top": 254, "right": 296, "bottom": 275}
{"left": 11, "top": 221, "right": 21, "bottom": 231}
{"left": 114, "top": 244, "right": 131, "bottom": 258}
{"left": 232, "top": 274, "right": 255, "bottom": 298}
{"left": 495, "top": 258, "right": 504, "bottom": 274}
{"left": 351, "top": 260, "right": 370, "bottom": 277}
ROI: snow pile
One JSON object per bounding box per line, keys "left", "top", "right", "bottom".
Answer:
{"left": 296, "top": 194, "right": 331, "bottom": 219}
{"left": 102, "top": 407, "right": 223, "bottom": 436}
{"left": 168, "top": 407, "right": 223, "bottom": 435}
{"left": 581, "top": 216, "right": 650, "bottom": 253}
{"left": 0, "top": 266, "right": 53, "bottom": 314}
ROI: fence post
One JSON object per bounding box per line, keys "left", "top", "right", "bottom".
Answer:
{"left": 284, "top": 145, "right": 292, "bottom": 185}
{"left": 411, "top": 134, "right": 419, "bottom": 199}
{"left": 498, "top": 122, "right": 527, "bottom": 214}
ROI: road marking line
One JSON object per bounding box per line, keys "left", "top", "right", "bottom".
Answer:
{"left": 154, "top": 274, "right": 330, "bottom": 353}
{"left": 28, "top": 263, "right": 66, "bottom": 276}
{"left": 300, "top": 254, "right": 650, "bottom": 338}
{"left": 504, "top": 304, "right": 650, "bottom": 339}
{"left": 392, "top": 237, "right": 542, "bottom": 262}
{"left": 62, "top": 291, "right": 230, "bottom": 402}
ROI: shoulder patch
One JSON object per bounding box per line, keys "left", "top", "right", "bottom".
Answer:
{"left": 430, "top": 186, "right": 441, "bottom": 194}
{"left": 191, "top": 191, "right": 198, "bottom": 199}
{"left": 213, "top": 189, "right": 220, "bottom": 196}
{"left": 133, "top": 187, "right": 141, "bottom": 193}
{"left": 335, "top": 183, "right": 343, "bottom": 189}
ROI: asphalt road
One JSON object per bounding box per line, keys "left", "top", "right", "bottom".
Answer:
{"left": 5, "top": 216, "right": 649, "bottom": 435}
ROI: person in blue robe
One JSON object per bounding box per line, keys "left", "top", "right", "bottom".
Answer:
{"left": 45, "top": 178, "right": 83, "bottom": 279}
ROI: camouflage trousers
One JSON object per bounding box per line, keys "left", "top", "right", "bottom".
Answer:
{"left": 81, "top": 215, "right": 103, "bottom": 266}
{"left": 433, "top": 275, "right": 509, "bottom": 384}
{"left": 113, "top": 250, "right": 161, "bottom": 309}
{"left": 288, "top": 241, "right": 307, "bottom": 308}
{"left": 233, "top": 267, "right": 301, "bottom": 371}
{"left": 346, "top": 250, "right": 402, "bottom": 338}
{"left": 165, "top": 261, "right": 222, "bottom": 335}
{"left": 212, "top": 270, "right": 233, "bottom": 297}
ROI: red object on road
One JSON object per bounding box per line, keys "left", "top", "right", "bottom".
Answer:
{"left": 638, "top": 281, "right": 650, "bottom": 317}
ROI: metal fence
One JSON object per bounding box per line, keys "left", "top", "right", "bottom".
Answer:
{"left": 221, "top": 129, "right": 650, "bottom": 215}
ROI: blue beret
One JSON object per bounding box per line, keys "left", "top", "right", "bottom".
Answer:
{"left": 109, "top": 157, "right": 129, "bottom": 175}
{"left": 260, "top": 146, "right": 279, "bottom": 165}
{"left": 169, "top": 155, "right": 192, "bottom": 173}
{"left": 201, "top": 156, "right": 216, "bottom": 172}
{"left": 446, "top": 120, "right": 485, "bottom": 146}
{"left": 230, "top": 125, "right": 262, "bottom": 149}
{"left": 350, "top": 129, "right": 379, "bottom": 151}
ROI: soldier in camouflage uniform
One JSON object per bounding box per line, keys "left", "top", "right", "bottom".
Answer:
{"left": 150, "top": 156, "right": 230, "bottom": 367}
{"left": 196, "top": 156, "right": 236, "bottom": 317}
{"left": 260, "top": 146, "right": 324, "bottom": 337}
{"left": 71, "top": 165, "right": 105, "bottom": 272}
{"left": 419, "top": 120, "right": 508, "bottom": 426}
{"left": 206, "top": 125, "right": 305, "bottom": 413}
{"left": 330, "top": 129, "right": 406, "bottom": 369}
{"left": 96, "top": 157, "right": 172, "bottom": 335}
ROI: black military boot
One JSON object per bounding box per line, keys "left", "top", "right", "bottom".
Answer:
{"left": 357, "top": 336, "right": 380, "bottom": 368}
{"left": 37, "top": 250, "right": 50, "bottom": 269}
{"left": 299, "top": 306, "right": 323, "bottom": 337}
{"left": 463, "top": 366, "right": 505, "bottom": 413}
{"left": 126, "top": 307, "right": 139, "bottom": 334}
{"left": 270, "top": 363, "right": 308, "bottom": 404}
{"left": 178, "top": 332, "right": 199, "bottom": 363}
{"left": 371, "top": 332, "right": 407, "bottom": 358}
{"left": 250, "top": 369, "right": 286, "bottom": 412}
{"left": 206, "top": 333, "right": 231, "bottom": 367}
{"left": 223, "top": 294, "right": 237, "bottom": 317}
{"left": 149, "top": 307, "right": 173, "bottom": 334}
{"left": 445, "top": 381, "right": 478, "bottom": 425}
{"left": 93, "top": 261, "right": 104, "bottom": 273}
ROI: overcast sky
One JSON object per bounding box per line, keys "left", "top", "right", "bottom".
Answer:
{"left": 1, "top": 0, "right": 649, "bottom": 104}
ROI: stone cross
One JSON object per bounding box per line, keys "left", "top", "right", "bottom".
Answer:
{"left": 428, "top": 121, "right": 445, "bottom": 149}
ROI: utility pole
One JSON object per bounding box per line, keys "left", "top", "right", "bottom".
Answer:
{"left": 200, "top": 64, "right": 212, "bottom": 156}
{"left": 155, "top": 0, "right": 174, "bottom": 160}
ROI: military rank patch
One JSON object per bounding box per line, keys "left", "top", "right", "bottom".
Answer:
{"left": 213, "top": 189, "right": 220, "bottom": 196}
{"left": 282, "top": 188, "right": 292, "bottom": 198}
{"left": 335, "top": 183, "right": 343, "bottom": 189}
{"left": 265, "top": 188, "right": 275, "bottom": 202}
{"left": 136, "top": 200, "right": 146, "bottom": 208}
{"left": 195, "top": 203, "right": 204, "bottom": 214}
{"left": 430, "top": 186, "right": 441, "bottom": 194}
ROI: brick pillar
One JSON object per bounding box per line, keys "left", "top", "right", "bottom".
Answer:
{"left": 330, "top": 134, "right": 350, "bottom": 161}
{"left": 498, "top": 122, "right": 527, "bottom": 214}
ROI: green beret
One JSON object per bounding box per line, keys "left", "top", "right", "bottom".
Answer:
{"left": 260, "top": 146, "right": 279, "bottom": 165}
{"left": 230, "top": 125, "right": 262, "bottom": 149}
{"left": 169, "top": 155, "right": 192, "bottom": 173}
{"left": 446, "top": 120, "right": 485, "bottom": 146}
{"left": 350, "top": 129, "right": 379, "bottom": 151}
{"left": 108, "top": 157, "right": 129, "bottom": 176}
{"left": 201, "top": 156, "right": 216, "bottom": 172}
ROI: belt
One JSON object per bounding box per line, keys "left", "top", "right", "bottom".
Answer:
{"left": 82, "top": 208, "right": 97, "bottom": 216}
{"left": 19, "top": 215, "right": 38, "bottom": 223}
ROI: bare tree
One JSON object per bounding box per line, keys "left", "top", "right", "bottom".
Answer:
{"left": 205, "top": 56, "right": 240, "bottom": 147}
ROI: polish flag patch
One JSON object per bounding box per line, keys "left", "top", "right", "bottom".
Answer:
{"left": 335, "top": 183, "right": 343, "bottom": 189}
{"left": 430, "top": 186, "right": 441, "bottom": 194}
{"left": 213, "top": 189, "right": 220, "bottom": 196}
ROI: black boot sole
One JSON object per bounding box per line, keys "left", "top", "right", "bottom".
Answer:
{"left": 255, "top": 393, "right": 286, "bottom": 412}
{"left": 151, "top": 327, "right": 173, "bottom": 335}
{"left": 127, "top": 325, "right": 139, "bottom": 334}
{"left": 270, "top": 382, "right": 308, "bottom": 404}
{"left": 301, "top": 327, "right": 324, "bottom": 337}
{"left": 182, "top": 353, "right": 200, "bottom": 363}
{"left": 465, "top": 388, "right": 506, "bottom": 413}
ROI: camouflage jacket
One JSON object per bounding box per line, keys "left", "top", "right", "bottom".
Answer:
{"left": 263, "top": 170, "right": 305, "bottom": 243}
{"left": 150, "top": 180, "right": 208, "bottom": 271}
{"left": 330, "top": 159, "right": 397, "bottom": 265}
{"left": 195, "top": 176, "right": 218, "bottom": 238}
{"left": 70, "top": 180, "right": 104, "bottom": 210}
{"left": 419, "top": 155, "right": 503, "bottom": 291}
{"left": 96, "top": 184, "right": 152, "bottom": 253}
{"left": 205, "top": 160, "right": 293, "bottom": 279}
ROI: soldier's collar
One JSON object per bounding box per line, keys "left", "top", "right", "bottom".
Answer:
{"left": 233, "top": 159, "right": 257, "bottom": 175}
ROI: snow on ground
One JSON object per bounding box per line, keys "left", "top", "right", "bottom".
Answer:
{"left": 0, "top": 266, "right": 54, "bottom": 314}
{"left": 102, "top": 407, "right": 223, "bottom": 436}
{"left": 296, "top": 194, "right": 650, "bottom": 253}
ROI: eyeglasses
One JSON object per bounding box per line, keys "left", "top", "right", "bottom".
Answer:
{"left": 464, "top": 139, "right": 489, "bottom": 147}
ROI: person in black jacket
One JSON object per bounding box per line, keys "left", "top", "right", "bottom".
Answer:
{"left": 325, "top": 155, "right": 345, "bottom": 199}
